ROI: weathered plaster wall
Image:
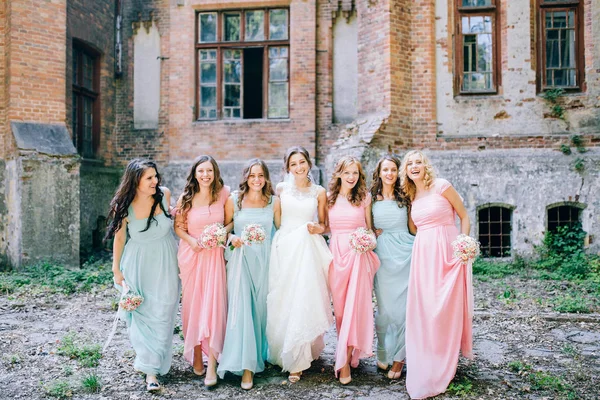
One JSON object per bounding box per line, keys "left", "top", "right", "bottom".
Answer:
{"left": 435, "top": 0, "right": 600, "bottom": 138}
{"left": 430, "top": 149, "right": 600, "bottom": 255}
{"left": 17, "top": 156, "right": 80, "bottom": 268}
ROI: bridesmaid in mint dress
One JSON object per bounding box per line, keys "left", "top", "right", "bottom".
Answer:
{"left": 401, "top": 150, "right": 473, "bottom": 400}
{"left": 370, "top": 155, "right": 415, "bottom": 380}
{"left": 107, "top": 159, "right": 180, "bottom": 392}
{"left": 217, "top": 159, "right": 281, "bottom": 390}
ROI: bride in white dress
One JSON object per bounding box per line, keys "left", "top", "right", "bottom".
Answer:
{"left": 267, "top": 146, "right": 333, "bottom": 382}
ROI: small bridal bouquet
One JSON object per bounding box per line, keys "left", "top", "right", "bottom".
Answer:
{"left": 452, "top": 234, "right": 480, "bottom": 263}
{"left": 241, "top": 224, "right": 267, "bottom": 245}
{"left": 349, "top": 227, "right": 377, "bottom": 253}
{"left": 118, "top": 284, "right": 144, "bottom": 312}
{"left": 198, "top": 223, "right": 228, "bottom": 249}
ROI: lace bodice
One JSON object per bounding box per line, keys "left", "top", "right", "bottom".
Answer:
{"left": 279, "top": 182, "right": 321, "bottom": 230}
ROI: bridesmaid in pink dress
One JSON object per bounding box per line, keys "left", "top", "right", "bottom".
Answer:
{"left": 327, "top": 156, "right": 380, "bottom": 385}
{"left": 174, "top": 155, "right": 232, "bottom": 387}
{"left": 401, "top": 150, "right": 474, "bottom": 399}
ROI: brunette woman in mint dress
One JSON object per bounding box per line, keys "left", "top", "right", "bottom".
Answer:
{"left": 370, "top": 155, "right": 415, "bottom": 380}
{"left": 107, "top": 159, "right": 180, "bottom": 392}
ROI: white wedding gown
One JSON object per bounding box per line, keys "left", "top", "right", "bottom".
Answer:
{"left": 266, "top": 182, "right": 334, "bottom": 373}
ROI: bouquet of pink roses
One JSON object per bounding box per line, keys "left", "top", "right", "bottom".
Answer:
{"left": 349, "top": 227, "right": 377, "bottom": 253}
{"left": 119, "top": 292, "right": 144, "bottom": 312}
{"left": 241, "top": 224, "right": 267, "bottom": 245}
{"left": 198, "top": 222, "right": 227, "bottom": 249}
{"left": 451, "top": 234, "right": 480, "bottom": 262}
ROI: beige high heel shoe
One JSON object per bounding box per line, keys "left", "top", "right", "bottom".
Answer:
{"left": 288, "top": 371, "right": 302, "bottom": 383}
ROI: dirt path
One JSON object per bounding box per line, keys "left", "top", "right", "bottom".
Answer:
{"left": 1, "top": 278, "right": 599, "bottom": 399}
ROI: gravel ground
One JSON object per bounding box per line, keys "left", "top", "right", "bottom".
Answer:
{"left": 0, "top": 276, "right": 599, "bottom": 400}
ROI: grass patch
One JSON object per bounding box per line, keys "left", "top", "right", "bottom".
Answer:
{"left": 473, "top": 258, "right": 519, "bottom": 278}
{"left": 508, "top": 360, "right": 577, "bottom": 398}
{"left": 529, "top": 370, "right": 572, "bottom": 393}
{"left": 57, "top": 332, "right": 102, "bottom": 368}
{"left": 81, "top": 374, "right": 101, "bottom": 393}
{"left": 0, "top": 257, "right": 113, "bottom": 295}
{"left": 552, "top": 294, "right": 593, "bottom": 313}
{"left": 446, "top": 376, "right": 474, "bottom": 396}
{"left": 43, "top": 380, "right": 73, "bottom": 399}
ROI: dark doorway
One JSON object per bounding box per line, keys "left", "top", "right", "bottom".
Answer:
{"left": 243, "top": 48, "right": 263, "bottom": 119}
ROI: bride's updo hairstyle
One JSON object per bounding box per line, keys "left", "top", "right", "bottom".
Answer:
{"left": 327, "top": 155, "right": 367, "bottom": 208}
{"left": 283, "top": 146, "right": 313, "bottom": 181}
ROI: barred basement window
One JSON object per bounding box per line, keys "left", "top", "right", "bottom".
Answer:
{"left": 196, "top": 9, "right": 290, "bottom": 120}
{"left": 547, "top": 204, "right": 582, "bottom": 233}
{"left": 455, "top": 0, "right": 500, "bottom": 94}
{"left": 537, "top": 0, "right": 584, "bottom": 91}
{"left": 478, "top": 205, "right": 512, "bottom": 257}
{"left": 72, "top": 41, "right": 100, "bottom": 158}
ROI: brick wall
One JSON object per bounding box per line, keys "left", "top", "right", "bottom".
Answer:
{"left": 113, "top": 0, "right": 319, "bottom": 167}
{"left": 8, "top": 0, "right": 67, "bottom": 124}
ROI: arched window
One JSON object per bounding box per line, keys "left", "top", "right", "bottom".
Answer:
{"left": 547, "top": 203, "right": 584, "bottom": 233}
{"left": 478, "top": 204, "right": 513, "bottom": 257}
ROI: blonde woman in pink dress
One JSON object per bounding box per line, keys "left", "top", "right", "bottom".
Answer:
{"left": 327, "top": 156, "right": 380, "bottom": 385}
{"left": 401, "top": 150, "right": 474, "bottom": 399}
{"left": 174, "top": 155, "right": 232, "bottom": 387}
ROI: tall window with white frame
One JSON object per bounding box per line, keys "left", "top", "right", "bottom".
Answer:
{"left": 196, "top": 9, "right": 290, "bottom": 120}
{"left": 455, "top": 0, "right": 500, "bottom": 94}
{"left": 478, "top": 205, "right": 512, "bottom": 258}
{"left": 72, "top": 42, "right": 100, "bottom": 158}
{"left": 538, "top": 0, "right": 584, "bottom": 91}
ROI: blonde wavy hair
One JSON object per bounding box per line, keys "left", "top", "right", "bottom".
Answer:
{"left": 327, "top": 156, "right": 368, "bottom": 208}
{"left": 400, "top": 150, "right": 436, "bottom": 201}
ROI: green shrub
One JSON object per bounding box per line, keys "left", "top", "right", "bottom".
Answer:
{"left": 44, "top": 380, "right": 73, "bottom": 399}
{"left": 81, "top": 374, "right": 101, "bottom": 393}
{"left": 552, "top": 294, "right": 592, "bottom": 314}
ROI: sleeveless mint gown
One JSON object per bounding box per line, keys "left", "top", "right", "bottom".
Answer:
{"left": 372, "top": 200, "right": 414, "bottom": 365}
{"left": 118, "top": 197, "right": 180, "bottom": 376}
{"left": 217, "top": 192, "right": 275, "bottom": 378}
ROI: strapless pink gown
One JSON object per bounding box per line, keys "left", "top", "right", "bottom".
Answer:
{"left": 405, "top": 179, "right": 474, "bottom": 399}
{"left": 178, "top": 186, "right": 230, "bottom": 364}
{"left": 328, "top": 194, "right": 380, "bottom": 376}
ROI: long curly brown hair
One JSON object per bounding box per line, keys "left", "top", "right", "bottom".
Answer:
{"left": 237, "top": 159, "right": 275, "bottom": 209}
{"left": 327, "top": 156, "right": 367, "bottom": 208}
{"left": 400, "top": 150, "right": 436, "bottom": 201}
{"left": 370, "top": 155, "right": 410, "bottom": 208}
{"left": 105, "top": 159, "right": 170, "bottom": 240}
{"left": 179, "top": 155, "right": 224, "bottom": 216}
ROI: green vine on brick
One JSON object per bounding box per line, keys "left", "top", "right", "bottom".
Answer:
{"left": 543, "top": 88, "right": 566, "bottom": 119}
{"left": 559, "top": 134, "right": 587, "bottom": 175}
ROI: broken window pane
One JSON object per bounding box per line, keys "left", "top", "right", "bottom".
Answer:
{"left": 199, "top": 13, "right": 217, "bottom": 43}
{"left": 223, "top": 49, "right": 242, "bottom": 118}
{"left": 199, "top": 50, "right": 217, "bottom": 119}
{"left": 268, "top": 46, "right": 289, "bottom": 118}
{"left": 245, "top": 10, "right": 265, "bottom": 41}
{"left": 544, "top": 10, "right": 577, "bottom": 88}
{"left": 461, "top": 16, "right": 494, "bottom": 92}
{"left": 462, "top": 0, "right": 492, "bottom": 6}
{"left": 223, "top": 13, "right": 240, "bottom": 42}
{"left": 269, "top": 9, "right": 288, "bottom": 40}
